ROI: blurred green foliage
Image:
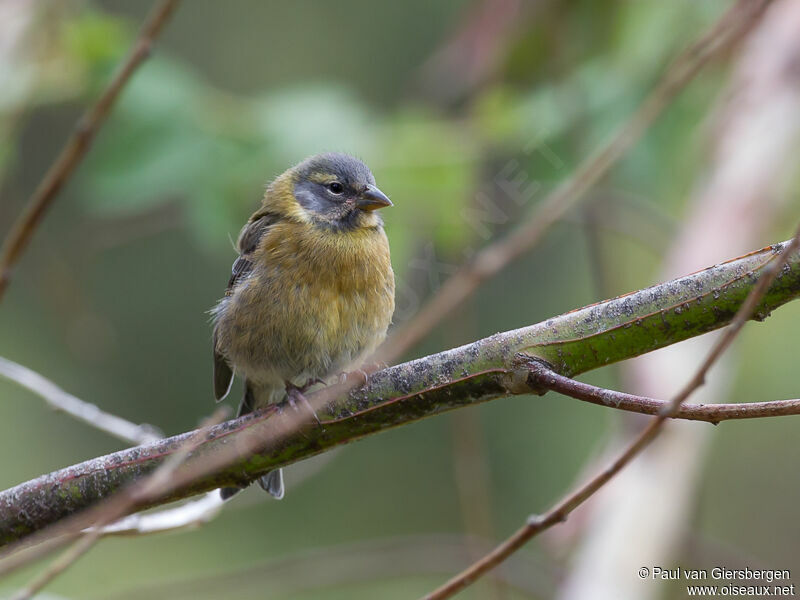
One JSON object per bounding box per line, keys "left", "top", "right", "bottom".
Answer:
{"left": 1, "top": 1, "right": 799, "bottom": 599}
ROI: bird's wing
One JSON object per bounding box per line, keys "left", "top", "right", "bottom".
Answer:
{"left": 225, "top": 212, "right": 277, "bottom": 294}
{"left": 226, "top": 255, "right": 254, "bottom": 294}
{"left": 212, "top": 329, "right": 234, "bottom": 401}
{"left": 213, "top": 212, "right": 277, "bottom": 401}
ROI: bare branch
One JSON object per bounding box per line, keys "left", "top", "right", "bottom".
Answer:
{"left": 664, "top": 224, "right": 800, "bottom": 415}
{"left": 376, "top": 0, "right": 772, "bottom": 367}
{"left": 0, "top": 357, "right": 162, "bottom": 445}
{"left": 0, "top": 0, "right": 182, "bottom": 301}
{"left": 96, "top": 491, "right": 224, "bottom": 537}
{"left": 94, "top": 449, "right": 339, "bottom": 536}
{"left": 529, "top": 363, "right": 800, "bottom": 423}
{"left": 558, "top": 2, "right": 800, "bottom": 596}
{"left": 10, "top": 408, "right": 227, "bottom": 600}
{"left": 423, "top": 222, "right": 800, "bottom": 600}
{"left": 0, "top": 237, "right": 798, "bottom": 559}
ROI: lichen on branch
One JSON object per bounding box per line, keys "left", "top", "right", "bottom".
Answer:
{"left": 0, "top": 240, "right": 798, "bottom": 547}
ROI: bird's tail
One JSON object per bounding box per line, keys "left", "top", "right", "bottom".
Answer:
{"left": 219, "top": 381, "right": 287, "bottom": 501}
{"left": 257, "top": 469, "right": 285, "bottom": 499}
{"left": 220, "top": 469, "right": 284, "bottom": 500}
{"left": 220, "top": 486, "right": 241, "bottom": 500}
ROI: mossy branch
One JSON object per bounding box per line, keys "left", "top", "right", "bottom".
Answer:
{"left": 1, "top": 240, "right": 798, "bottom": 546}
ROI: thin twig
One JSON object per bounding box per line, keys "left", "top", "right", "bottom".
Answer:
{"left": 0, "top": 0, "right": 771, "bottom": 591}
{"left": 96, "top": 491, "right": 224, "bottom": 536}
{"left": 0, "top": 356, "right": 162, "bottom": 445}
{"left": 97, "top": 448, "right": 342, "bottom": 536}
{"left": 75, "top": 0, "right": 763, "bottom": 560}
{"left": 1, "top": 234, "right": 799, "bottom": 564}
{"left": 528, "top": 364, "right": 800, "bottom": 423}
{"left": 557, "top": 3, "right": 800, "bottom": 594}
{"left": 10, "top": 407, "right": 227, "bottom": 600}
{"left": 0, "top": 389, "right": 322, "bottom": 575}
{"left": 376, "top": 0, "right": 771, "bottom": 367}
{"left": 661, "top": 226, "right": 800, "bottom": 415}
{"left": 0, "top": 0, "right": 182, "bottom": 301}
{"left": 9, "top": 527, "right": 97, "bottom": 600}
{"left": 423, "top": 221, "right": 800, "bottom": 600}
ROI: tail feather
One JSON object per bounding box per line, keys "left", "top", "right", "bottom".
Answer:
{"left": 258, "top": 469, "right": 285, "bottom": 500}
{"left": 220, "top": 486, "right": 241, "bottom": 500}
{"left": 218, "top": 381, "right": 287, "bottom": 501}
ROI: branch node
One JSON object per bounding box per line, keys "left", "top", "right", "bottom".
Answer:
{"left": 526, "top": 514, "right": 545, "bottom": 528}
{"left": 515, "top": 354, "right": 553, "bottom": 396}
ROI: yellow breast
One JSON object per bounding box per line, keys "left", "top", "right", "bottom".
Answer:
{"left": 222, "top": 218, "right": 395, "bottom": 387}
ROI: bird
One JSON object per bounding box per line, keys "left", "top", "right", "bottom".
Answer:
{"left": 211, "top": 153, "right": 395, "bottom": 500}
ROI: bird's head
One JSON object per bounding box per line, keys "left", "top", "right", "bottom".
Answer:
{"left": 278, "top": 153, "right": 392, "bottom": 231}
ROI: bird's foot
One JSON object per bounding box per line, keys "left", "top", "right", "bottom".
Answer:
{"left": 285, "top": 381, "right": 322, "bottom": 428}
{"left": 338, "top": 369, "right": 371, "bottom": 387}
{"left": 297, "top": 377, "right": 326, "bottom": 393}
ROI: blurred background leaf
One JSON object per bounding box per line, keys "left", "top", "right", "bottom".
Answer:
{"left": 1, "top": 1, "right": 799, "bottom": 598}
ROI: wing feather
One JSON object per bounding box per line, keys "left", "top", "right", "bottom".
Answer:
{"left": 212, "top": 212, "right": 278, "bottom": 400}
{"left": 213, "top": 329, "right": 234, "bottom": 401}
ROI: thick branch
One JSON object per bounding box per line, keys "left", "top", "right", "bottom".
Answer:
{"left": 1, "top": 239, "right": 799, "bottom": 545}
{"left": 422, "top": 222, "right": 800, "bottom": 600}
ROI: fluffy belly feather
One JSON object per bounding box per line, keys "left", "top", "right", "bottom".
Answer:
{"left": 214, "top": 225, "right": 394, "bottom": 391}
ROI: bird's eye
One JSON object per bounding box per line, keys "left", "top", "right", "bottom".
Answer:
{"left": 328, "top": 182, "right": 344, "bottom": 194}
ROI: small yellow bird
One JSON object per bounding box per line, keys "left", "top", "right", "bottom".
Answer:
{"left": 212, "top": 153, "right": 395, "bottom": 499}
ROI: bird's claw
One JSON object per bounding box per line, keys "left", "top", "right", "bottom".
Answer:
{"left": 285, "top": 381, "right": 322, "bottom": 428}
{"left": 338, "top": 369, "right": 370, "bottom": 387}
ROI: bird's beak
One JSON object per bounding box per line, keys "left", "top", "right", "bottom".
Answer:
{"left": 357, "top": 184, "right": 393, "bottom": 211}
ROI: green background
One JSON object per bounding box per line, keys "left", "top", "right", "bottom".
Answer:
{"left": 0, "top": 1, "right": 798, "bottom": 598}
